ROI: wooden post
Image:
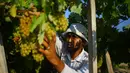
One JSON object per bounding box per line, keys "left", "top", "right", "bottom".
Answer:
{"left": 88, "top": 0, "right": 97, "bottom": 73}
{"left": 105, "top": 51, "right": 114, "bottom": 73}
{"left": 0, "top": 32, "right": 8, "bottom": 73}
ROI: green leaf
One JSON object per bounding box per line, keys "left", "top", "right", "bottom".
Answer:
{"left": 38, "top": 22, "right": 48, "bottom": 44}
{"left": 124, "top": 24, "right": 130, "bottom": 30}
{"left": 30, "top": 13, "right": 47, "bottom": 33}
{"left": 84, "top": 0, "right": 88, "bottom": 2}
{"left": 58, "top": 0, "right": 67, "bottom": 12}
{"left": 41, "top": 0, "right": 51, "bottom": 14}
{"left": 9, "top": 4, "right": 17, "bottom": 17}
{"left": 17, "top": 0, "right": 26, "bottom": 7}
{"left": 5, "top": 17, "right": 12, "bottom": 22}
{"left": 41, "top": 0, "right": 46, "bottom": 8}
{"left": 38, "top": 31, "right": 44, "bottom": 45}
{"left": 70, "top": 3, "right": 82, "bottom": 15}
{"left": 125, "top": 0, "right": 130, "bottom": 15}
{"left": 125, "top": 0, "right": 130, "bottom": 4}
{"left": 112, "top": 11, "right": 119, "bottom": 18}
{"left": 69, "top": 12, "right": 82, "bottom": 23}
{"left": 128, "top": 5, "right": 130, "bottom": 15}
{"left": 32, "top": 0, "right": 38, "bottom": 6}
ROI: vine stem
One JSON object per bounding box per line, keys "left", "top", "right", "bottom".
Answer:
{"left": 0, "top": 2, "right": 5, "bottom": 6}
{"left": 17, "top": 10, "right": 41, "bottom": 17}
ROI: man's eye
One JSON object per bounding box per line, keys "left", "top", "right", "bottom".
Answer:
{"left": 72, "top": 34, "right": 78, "bottom": 38}
{"left": 66, "top": 33, "right": 78, "bottom": 38}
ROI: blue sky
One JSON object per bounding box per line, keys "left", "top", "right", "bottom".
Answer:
{"left": 116, "top": 18, "right": 130, "bottom": 31}
{"left": 65, "top": 9, "right": 71, "bottom": 18}
{"left": 65, "top": 10, "right": 130, "bottom": 32}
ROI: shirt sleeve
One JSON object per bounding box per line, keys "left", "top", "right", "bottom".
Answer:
{"left": 55, "top": 35, "right": 63, "bottom": 56}
{"left": 61, "top": 63, "right": 89, "bottom": 73}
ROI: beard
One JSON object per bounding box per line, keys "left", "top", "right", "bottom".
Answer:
{"left": 67, "top": 40, "right": 82, "bottom": 53}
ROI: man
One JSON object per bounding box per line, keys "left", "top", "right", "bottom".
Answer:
{"left": 39, "top": 23, "right": 89, "bottom": 73}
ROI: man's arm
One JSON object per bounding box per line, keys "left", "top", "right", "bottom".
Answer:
{"left": 39, "top": 48, "right": 64, "bottom": 72}
{"left": 39, "top": 46, "right": 89, "bottom": 73}
{"left": 39, "top": 34, "right": 89, "bottom": 73}
{"left": 39, "top": 34, "right": 65, "bottom": 73}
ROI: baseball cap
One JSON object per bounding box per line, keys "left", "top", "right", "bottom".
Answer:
{"left": 62, "top": 23, "right": 88, "bottom": 43}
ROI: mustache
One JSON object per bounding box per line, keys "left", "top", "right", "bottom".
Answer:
{"left": 67, "top": 42, "right": 74, "bottom": 47}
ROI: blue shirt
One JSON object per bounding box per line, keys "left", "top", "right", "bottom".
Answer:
{"left": 56, "top": 36, "right": 89, "bottom": 73}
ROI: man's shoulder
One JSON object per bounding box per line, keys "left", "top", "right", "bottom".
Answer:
{"left": 82, "top": 50, "right": 89, "bottom": 61}
{"left": 83, "top": 50, "right": 88, "bottom": 56}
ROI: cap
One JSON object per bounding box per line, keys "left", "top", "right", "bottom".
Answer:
{"left": 62, "top": 23, "right": 88, "bottom": 43}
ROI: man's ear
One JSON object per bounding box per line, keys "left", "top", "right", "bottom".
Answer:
{"left": 82, "top": 39, "right": 87, "bottom": 47}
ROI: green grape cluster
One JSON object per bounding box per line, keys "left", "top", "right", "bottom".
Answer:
{"left": 13, "top": 27, "right": 21, "bottom": 44}
{"left": 12, "top": 10, "right": 69, "bottom": 63}
{"left": 32, "top": 47, "right": 44, "bottom": 62}
{"left": 44, "top": 22, "right": 55, "bottom": 40}
{"left": 48, "top": 14, "right": 68, "bottom": 32}
{"left": 20, "top": 42, "right": 44, "bottom": 62}
{"left": 12, "top": 11, "right": 44, "bottom": 63}
{"left": 57, "top": 0, "right": 67, "bottom": 12}
{"left": 32, "top": 53, "right": 44, "bottom": 63}
{"left": 19, "top": 11, "right": 33, "bottom": 37}
{"left": 20, "top": 43, "right": 32, "bottom": 57}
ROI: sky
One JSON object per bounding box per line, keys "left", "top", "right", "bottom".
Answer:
{"left": 65, "top": 9, "right": 71, "bottom": 18}
{"left": 65, "top": 10, "right": 130, "bottom": 32}
{"left": 116, "top": 18, "right": 130, "bottom": 31}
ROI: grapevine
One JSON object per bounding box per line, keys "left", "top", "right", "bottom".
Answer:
{"left": 10, "top": 1, "right": 69, "bottom": 63}
{"left": 0, "top": 0, "right": 83, "bottom": 73}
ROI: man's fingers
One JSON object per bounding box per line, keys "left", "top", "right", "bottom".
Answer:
{"left": 39, "top": 48, "right": 48, "bottom": 55}
{"left": 39, "top": 48, "right": 45, "bottom": 54}
{"left": 42, "top": 40, "right": 49, "bottom": 49}
{"left": 44, "top": 35, "right": 49, "bottom": 43}
{"left": 52, "top": 33, "right": 56, "bottom": 43}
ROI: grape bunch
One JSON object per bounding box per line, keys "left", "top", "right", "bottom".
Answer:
{"left": 20, "top": 43, "right": 32, "bottom": 57}
{"left": 32, "top": 53, "right": 44, "bottom": 63}
{"left": 12, "top": 10, "right": 68, "bottom": 63}
{"left": 48, "top": 14, "right": 68, "bottom": 32}
{"left": 31, "top": 45, "right": 44, "bottom": 62}
{"left": 13, "top": 27, "right": 21, "bottom": 44}
{"left": 44, "top": 22, "right": 55, "bottom": 40}
{"left": 19, "top": 11, "right": 33, "bottom": 37}
{"left": 20, "top": 41, "right": 44, "bottom": 62}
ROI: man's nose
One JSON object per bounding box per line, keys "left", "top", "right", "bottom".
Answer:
{"left": 68, "top": 37, "right": 72, "bottom": 42}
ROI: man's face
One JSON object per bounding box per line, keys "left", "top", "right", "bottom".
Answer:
{"left": 65, "top": 32, "right": 83, "bottom": 53}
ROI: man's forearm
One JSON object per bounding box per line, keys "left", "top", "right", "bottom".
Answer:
{"left": 52, "top": 56, "right": 65, "bottom": 73}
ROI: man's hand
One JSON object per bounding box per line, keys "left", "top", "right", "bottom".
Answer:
{"left": 39, "top": 34, "right": 64, "bottom": 72}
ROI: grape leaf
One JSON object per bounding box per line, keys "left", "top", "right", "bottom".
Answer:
{"left": 125, "top": 0, "right": 130, "bottom": 15}
{"left": 5, "top": 17, "right": 12, "bottom": 22}
{"left": 38, "top": 30, "right": 44, "bottom": 45}
{"left": 84, "top": 0, "right": 88, "bottom": 2}
{"left": 9, "top": 4, "right": 17, "bottom": 17}
{"left": 128, "top": 5, "right": 130, "bottom": 15}
{"left": 30, "top": 13, "right": 47, "bottom": 32}
{"left": 32, "top": 0, "right": 38, "bottom": 6}
{"left": 41, "top": 0, "right": 46, "bottom": 8}
{"left": 124, "top": 24, "right": 130, "bottom": 30}
{"left": 58, "top": 0, "right": 67, "bottom": 12}
{"left": 38, "top": 22, "right": 48, "bottom": 44}
{"left": 112, "top": 11, "right": 119, "bottom": 18}
{"left": 70, "top": 3, "right": 82, "bottom": 15}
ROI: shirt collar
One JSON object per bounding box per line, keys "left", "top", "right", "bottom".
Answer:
{"left": 74, "top": 49, "right": 85, "bottom": 62}
{"left": 65, "top": 49, "right": 85, "bottom": 62}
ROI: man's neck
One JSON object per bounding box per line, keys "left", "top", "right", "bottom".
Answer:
{"left": 70, "top": 48, "right": 82, "bottom": 60}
